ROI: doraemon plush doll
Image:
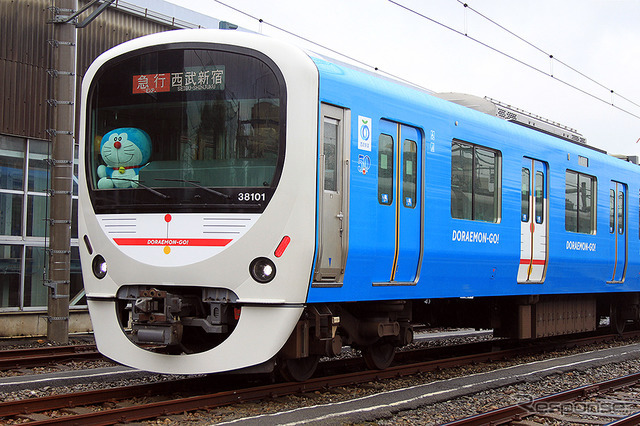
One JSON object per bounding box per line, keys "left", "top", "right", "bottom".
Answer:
{"left": 97, "top": 128, "right": 152, "bottom": 189}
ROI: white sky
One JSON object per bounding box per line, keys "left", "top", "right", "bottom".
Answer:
{"left": 158, "top": 0, "right": 640, "bottom": 156}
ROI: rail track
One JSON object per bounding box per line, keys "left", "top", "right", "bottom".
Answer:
{"left": 0, "top": 345, "right": 102, "bottom": 371}
{"left": 2, "top": 330, "right": 639, "bottom": 424}
{"left": 445, "top": 372, "right": 640, "bottom": 425}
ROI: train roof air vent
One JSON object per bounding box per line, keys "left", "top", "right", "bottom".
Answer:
{"left": 436, "top": 93, "right": 587, "bottom": 145}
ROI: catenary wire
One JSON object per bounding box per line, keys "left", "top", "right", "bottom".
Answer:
{"left": 455, "top": 0, "right": 640, "bottom": 111}
{"left": 212, "top": 0, "right": 426, "bottom": 91}
{"left": 212, "top": 0, "right": 640, "bottom": 121}
{"left": 389, "top": 0, "right": 640, "bottom": 120}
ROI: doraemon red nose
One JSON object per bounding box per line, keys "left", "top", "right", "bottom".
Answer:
{"left": 114, "top": 141, "right": 122, "bottom": 149}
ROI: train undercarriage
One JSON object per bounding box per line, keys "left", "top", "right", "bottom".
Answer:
{"left": 275, "top": 292, "right": 640, "bottom": 381}
{"left": 113, "top": 286, "right": 640, "bottom": 381}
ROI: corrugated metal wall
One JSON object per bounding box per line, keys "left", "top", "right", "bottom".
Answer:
{"left": 76, "top": 2, "right": 177, "bottom": 80}
{"left": 0, "top": 0, "right": 51, "bottom": 139}
{"left": 0, "top": 0, "right": 177, "bottom": 140}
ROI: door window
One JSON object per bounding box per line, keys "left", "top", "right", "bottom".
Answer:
{"left": 521, "top": 167, "right": 530, "bottom": 222}
{"left": 323, "top": 118, "right": 338, "bottom": 192}
{"left": 403, "top": 140, "right": 417, "bottom": 208}
{"left": 535, "top": 171, "right": 544, "bottom": 224}
{"left": 378, "top": 134, "right": 394, "bottom": 205}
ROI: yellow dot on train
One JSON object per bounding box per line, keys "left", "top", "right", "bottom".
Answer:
{"left": 164, "top": 246, "right": 171, "bottom": 254}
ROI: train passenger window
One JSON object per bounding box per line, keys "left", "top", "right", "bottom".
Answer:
{"left": 451, "top": 142, "right": 473, "bottom": 220}
{"left": 535, "top": 171, "right": 544, "bottom": 224}
{"left": 403, "top": 140, "right": 417, "bottom": 208}
{"left": 378, "top": 134, "right": 394, "bottom": 205}
{"left": 565, "top": 170, "right": 596, "bottom": 234}
{"left": 521, "top": 168, "right": 530, "bottom": 222}
{"left": 323, "top": 118, "right": 338, "bottom": 192}
{"left": 451, "top": 140, "right": 501, "bottom": 223}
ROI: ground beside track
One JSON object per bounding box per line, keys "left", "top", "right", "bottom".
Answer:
{"left": 214, "top": 342, "right": 640, "bottom": 425}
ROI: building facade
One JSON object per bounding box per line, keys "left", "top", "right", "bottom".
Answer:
{"left": 0, "top": 0, "right": 218, "bottom": 335}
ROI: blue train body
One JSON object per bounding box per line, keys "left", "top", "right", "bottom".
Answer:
{"left": 308, "top": 55, "right": 640, "bottom": 303}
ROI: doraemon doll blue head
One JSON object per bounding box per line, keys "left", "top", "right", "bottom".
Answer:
{"left": 96, "top": 128, "right": 152, "bottom": 189}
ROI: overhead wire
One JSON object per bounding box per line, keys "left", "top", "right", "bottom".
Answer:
{"left": 212, "top": 0, "right": 426, "bottom": 90}
{"left": 213, "top": 0, "right": 640, "bottom": 121}
{"left": 389, "top": 0, "right": 640, "bottom": 120}
{"left": 455, "top": 0, "right": 640, "bottom": 112}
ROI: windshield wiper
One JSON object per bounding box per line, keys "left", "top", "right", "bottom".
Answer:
{"left": 106, "top": 177, "right": 170, "bottom": 199}
{"left": 154, "top": 178, "right": 231, "bottom": 199}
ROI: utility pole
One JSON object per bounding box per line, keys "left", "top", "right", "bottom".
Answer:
{"left": 46, "top": 0, "right": 77, "bottom": 344}
{"left": 45, "top": 0, "right": 117, "bottom": 344}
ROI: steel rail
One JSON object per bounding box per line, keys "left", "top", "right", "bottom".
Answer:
{"left": 7, "top": 330, "right": 640, "bottom": 424}
{"left": 0, "top": 344, "right": 101, "bottom": 370}
{"left": 443, "top": 372, "right": 640, "bottom": 425}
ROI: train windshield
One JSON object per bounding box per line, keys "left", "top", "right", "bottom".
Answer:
{"left": 86, "top": 45, "right": 286, "bottom": 213}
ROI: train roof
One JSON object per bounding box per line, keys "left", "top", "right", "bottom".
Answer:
{"left": 434, "top": 93, "right": 588, "bottom": 147}
{"left": 311, "top": 46, "right": 640, "bottom": 166}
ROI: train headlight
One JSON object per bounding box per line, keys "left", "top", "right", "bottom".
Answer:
{"left": 92, "top": 255, "right": 108, "bottom": 279}
{"left": 249, "top": 257, "right": 276, "bottom": 283}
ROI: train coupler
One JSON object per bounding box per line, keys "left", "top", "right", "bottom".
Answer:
{"left": 130, "top": 288, "right": 184, "bottom": 345}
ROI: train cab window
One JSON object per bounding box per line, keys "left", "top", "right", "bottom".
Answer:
{"left": 86, "top": 47, "right": 286, "bottom": 214}
{"left": 378, "top": 134, "right": 394, "bottom": 205}
{"left": 521, "top": 168, "right": 530, "bottom": 222}
{"left": 403, "top": 140, "right": 417, "bottom": 208}
{"left": 451, "top": 140, "right": 501, "bottom": 222}
{"left": 565, "top": 170, "right": 596, "bottom": 234}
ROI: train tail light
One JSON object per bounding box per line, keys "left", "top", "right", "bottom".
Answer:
{"left": 274, "top": 236, "right": 291, "bottom": 258}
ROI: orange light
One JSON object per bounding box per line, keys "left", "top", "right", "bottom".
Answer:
{"left": 274, "top": 236, "right": 291, "bottom": 258}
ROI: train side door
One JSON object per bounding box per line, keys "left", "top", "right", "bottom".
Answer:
{"left": 376, "top": 119, "right": 422, "bottom": 284}
{"left": 608, "top": 181, "right": 627, "bottom": 283}
{"left": 517, "top": 159, "right": 548, "bottom": 283}
{"left": 314, "top": 104, "right": 350, "bottom": 283}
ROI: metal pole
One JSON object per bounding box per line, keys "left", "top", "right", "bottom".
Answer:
{"left": 46, "top": 0, "right": 77, "bottom": 344}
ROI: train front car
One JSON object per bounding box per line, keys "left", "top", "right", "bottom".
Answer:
{"left": 78, "top": 30, "right": 319, "bottom": 375}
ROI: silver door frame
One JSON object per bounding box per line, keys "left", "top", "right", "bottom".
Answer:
{"left": 313, "top": 103, "right": 350, "bottom": 286}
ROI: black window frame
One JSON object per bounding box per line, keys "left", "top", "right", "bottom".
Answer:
{"left": 378, "top": 133, "right": 394, "bottom": 205}
{"left": 85, "top": 42, "right": 287, "bottom": 215}
{"left": 451, "top": 140, "right": 502, "bottom": 223}
{"left": 564, "top": 170, "right": 597, "bottom": 234}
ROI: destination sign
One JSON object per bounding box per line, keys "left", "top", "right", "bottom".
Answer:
{"left": 132, "top": 66, "right": 225, "bottom": 94}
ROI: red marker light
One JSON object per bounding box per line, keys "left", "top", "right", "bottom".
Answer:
{"left": 274, "top": 236, "right": 291, "bottom": 258}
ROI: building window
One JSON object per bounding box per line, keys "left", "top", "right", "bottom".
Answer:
{"left": 451, "top": 140, "right": 501, "bottom": 222}
{"left": 565, "top": 170, "right": 596, "bottom": 234}
{"left": 0, "top": 134, "right": 84, "bottom": 311}
{"left": 0, "top": 244, "right": 21, "bottom": 308}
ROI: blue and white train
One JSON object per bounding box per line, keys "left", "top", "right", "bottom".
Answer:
{"left": 79, "top": 29, "right": 640, "bottom": 381}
